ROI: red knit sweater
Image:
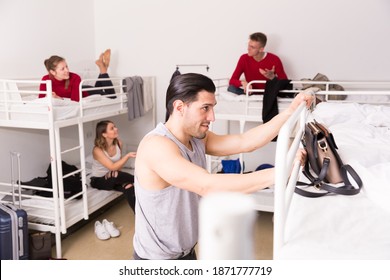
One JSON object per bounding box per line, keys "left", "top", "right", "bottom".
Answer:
{"left": 229, "top": 52, "right": 287, "bottom": 90}
{"left": 39, "top": 72, "right": 88, "bottom": 102}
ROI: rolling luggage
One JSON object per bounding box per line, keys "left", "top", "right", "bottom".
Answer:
{"left": 0, "top": 151, "right": 29, "bottom": 260}
{"left": 0, "top": 203, "right": 29, "bottom": 260}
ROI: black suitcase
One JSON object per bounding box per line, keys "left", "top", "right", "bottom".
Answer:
{"left": 0, "top": 203, "right": 29, "bottom": 260}
{"left": 0, "top": 151, "right": 29, "bottom": 260}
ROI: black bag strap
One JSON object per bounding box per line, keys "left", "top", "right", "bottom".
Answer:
{"left": 295, "top": 120, "right": 363, "bottom": 198}
{"left": 296, "top": 158, "right": 363, "bottom": 197}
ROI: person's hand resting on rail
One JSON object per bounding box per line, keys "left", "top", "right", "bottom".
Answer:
{"left": 286, "top": 91, "right": 314, "bottom": 114}
{"left": 241, "top": 80, "right": 253, "bottom": 94}
{"left": 259, "top": 65, "right": 276, "bottom": 80}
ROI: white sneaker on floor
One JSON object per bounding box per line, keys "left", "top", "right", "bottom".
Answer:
{"left": 95, "top": 221, "right": 110, "bottom": 240}
{"left": 103, "top": 219, "right": 120, "bottom": 238}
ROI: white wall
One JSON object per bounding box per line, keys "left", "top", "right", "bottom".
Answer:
{"left": 2, "top": 0, "right": 390, "bottom": 119}
{"left": 1, "top": 0, "right": 390, "bottom": 178}
{"left": 94, "top": 0, "right": 390, "bottom": 122}
{"left": 0, "top": 0, "right": 96, "bottom": 78}
{"left": 0, "top": 0, "right": 97, "bottom": 180}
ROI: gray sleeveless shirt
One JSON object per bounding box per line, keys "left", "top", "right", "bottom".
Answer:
{"left": 133, "top": 123, "right": 206, "bottom": 259}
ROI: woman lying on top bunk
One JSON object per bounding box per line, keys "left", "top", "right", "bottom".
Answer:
{"left": 38, "top": 49, "right": 115, "bottom": 102}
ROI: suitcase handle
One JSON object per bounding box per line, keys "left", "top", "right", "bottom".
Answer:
{"left": 10, "top": 151, "right": 22, "bottom": 208}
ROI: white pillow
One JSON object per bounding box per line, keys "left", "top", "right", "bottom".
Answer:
{"left": 0, "top": 81, "right": 22, "bottom": 102}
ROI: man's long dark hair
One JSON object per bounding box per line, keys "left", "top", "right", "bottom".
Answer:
{"left": 165, "top": 73, "right": 216, "bottom": 122}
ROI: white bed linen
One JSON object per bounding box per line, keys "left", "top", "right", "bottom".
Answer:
{"left": 0, "top": 167, "right": 122, "bottom": 226}
{"left": 4, "top": 95, "right": 127, "bottom": 122}
{"left": 19, "top": 187, "right": 122, "bottom": 226}
{"left": 279, "top": 102, "right": 390, "bottom": 259}
{"left": 215, "top": 91, "right": 292, "bottom": 116}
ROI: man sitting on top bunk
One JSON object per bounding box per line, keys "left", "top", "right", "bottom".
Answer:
{"left": 228, "top": 32, "right": 288, "bottom": 95}
{"left": 38, "top": 49, "right": 115, "bottom": 102}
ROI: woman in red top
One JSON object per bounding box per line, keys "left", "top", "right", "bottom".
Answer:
{"left": 39, "top": 49, "right": 115, "bottom": 101}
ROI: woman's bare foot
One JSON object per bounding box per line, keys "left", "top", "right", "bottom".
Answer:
{"left": 95, "top": 53, "right": 107, "bottom": 74}
{"left": 103, "top": 49, "right": 111, "bottom": 68}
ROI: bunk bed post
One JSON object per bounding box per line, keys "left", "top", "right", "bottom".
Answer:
{"left": 54, "top": 125, "right": 67, "bottom": 234}
{"left": 44, "top": 80, "right": 64, "bottom": 259}
{"left": 79, "top": 82, "right": 84, "bottom": 117}
{"left": 78, "top": 121, "right": 89, "bottom": 220}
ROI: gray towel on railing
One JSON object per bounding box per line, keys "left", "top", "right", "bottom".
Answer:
{"left": 124, "top": 76, "right": 144, "bottom": 120}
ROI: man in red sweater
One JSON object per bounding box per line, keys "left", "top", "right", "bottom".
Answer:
{"left": 229, "top": 32, "right": 288, "bottom": 95}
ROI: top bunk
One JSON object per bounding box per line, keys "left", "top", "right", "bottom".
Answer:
{"left": 0, "top": 76, "right": 155, "bottom": 130}
{"left": 212, "top": 78, "right": 390, "bottom": 122}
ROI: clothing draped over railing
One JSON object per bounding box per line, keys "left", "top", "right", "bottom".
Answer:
{"left": 123, "top": 76, "right": 154, "bottom": 121}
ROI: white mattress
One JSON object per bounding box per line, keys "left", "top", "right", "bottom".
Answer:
{"left": 279, "top": 102, "right": 390, "bottom": 259}
{"left": 1, "top": 94, "right": 127, "bottom": 123}
{"left": 215, "top": 91, "right": 292, "bottom": 117}
{"left": 0, "top": 166, "right": 123, "bottom": 227}
{"left": 19, "top": 186, "right": 122, "bottom": 226}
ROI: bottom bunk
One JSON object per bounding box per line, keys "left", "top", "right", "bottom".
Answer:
{"left": 274, "top": 99, "right": 390, "bottom": 259}
{"left": 0, "top": 164, "right": 127, "bottom": 259}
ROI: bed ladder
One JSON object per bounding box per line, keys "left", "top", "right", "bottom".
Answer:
{"left": 53, "top": 120, "right": 88, "bottom": 258}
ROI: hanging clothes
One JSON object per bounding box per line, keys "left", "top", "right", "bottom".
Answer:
{"left": 123, "top": 76, "right": 145, "bottom": 121}
{"left": 142, "top": 76, "right": 154, "bottom": 113}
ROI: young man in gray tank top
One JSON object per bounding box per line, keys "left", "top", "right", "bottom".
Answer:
{"left": 133, "top": 73, "right": 313, "bottom": 260}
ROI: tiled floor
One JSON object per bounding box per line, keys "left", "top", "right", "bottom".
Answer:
{"left": 55, "top": 198, "right": 274, "bottom": 260}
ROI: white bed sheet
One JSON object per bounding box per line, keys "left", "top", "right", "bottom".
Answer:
{"left": 0, "top": 165, "right": 122, "bottom": 227}
{"left": 215, "top": 91, "right": 292, "bottom": 116}
{"left": 280, "top": 102, "right": 390, "bottom": 259}
{"left": 19, "top": 187, "right": 122, "bottom": 226}
{"left": 2, "top": 95, "right": 127, "bottom": 122}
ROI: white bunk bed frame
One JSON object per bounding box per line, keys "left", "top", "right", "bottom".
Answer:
{"left": 0, "top": 77, "right": 156, "bottom": 259}
{"left": 273, "top": 86, "right": 390, "bottom": 259}
{"left": 209, "top": 78, "right": 390, "bottom": 212}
